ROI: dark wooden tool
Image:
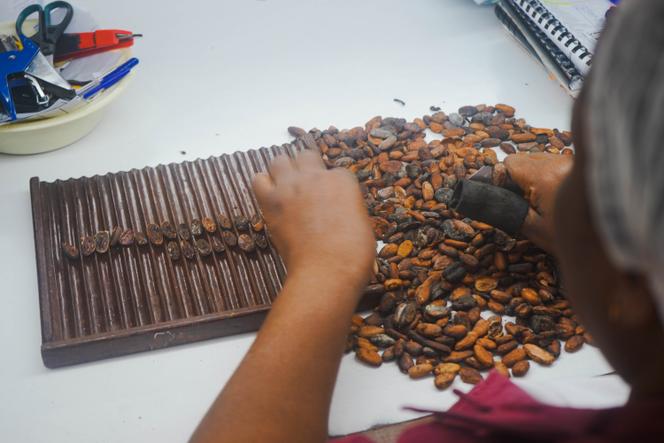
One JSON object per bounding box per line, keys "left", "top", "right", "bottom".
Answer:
{"left": 30, "top": 141, "right": 380, "bottom": 368}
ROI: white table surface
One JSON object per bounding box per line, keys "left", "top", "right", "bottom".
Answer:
{"left": 0, "top": 1, "right": 629, "bottom": 441}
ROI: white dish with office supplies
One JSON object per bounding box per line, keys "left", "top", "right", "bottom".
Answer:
{"left": 0, "top": 20, "right": 134, "bottom": 155}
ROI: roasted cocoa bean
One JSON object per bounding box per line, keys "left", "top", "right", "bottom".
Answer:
{"left": 62, "top": 242, "right": 80, "bottom": 259}
{"left": 356, "top": 348, "right": 382, "bottom": 367}
{"left": 167, "top": 241, "right": 181, "bottom": 260}
{"left": 177, "top": 223, "right": 191, "bottom": 240}
{"left": 161, "top": 221, "right": 177, "bottom": 239}
{"left": 502, "top": 347, "right": 527, "bottom": 367}
{"left": 564, "top": 335, "right": 584, "bottom": 353}
{"left": 247, "top": 231, "right": 266, "bottom": 250}
{"left": 434, "top": 372, "right": 456, "bottom": 390}
{"left": 109, "top": 227, "right": 122, "bottom": 247}
{"left": 250, "top": 214, "right": 265, "bottom": 232}
{"left": 511, "top": 360, "right": 530, "bottom": 377}
{"left": 217, "top": 214, "right": 233, "bottom": 230}
{"left": 238, "top": 234, "right": 256, "bottom": 253}
{"left": 147, "top": 224, "right": 164, "bottom": 246}
{"left": 135, "top": 231, "right": 148, "bottom": 246}
{"left": 211, "top": 236, "right": 226, "bottom": 253}
{"left": 459, "top": 367, "right": 483, "bottom": 384}
{"left": 94, "top": 231, "right": 110, "bottom": 253}
{"left": 119, "top": 229, "right": 135, "bottom": 246}
{"left": 233, "top": 215, "right": 250, "bottom": 231}
{"left": 202, "top": 217, "right": 217, "bottom": 234}
{"left": 408, "top": 363, "right": 433, "bottom": 379}
{"left": 398, "top": 352, "right": 414, "bottom": 373}
{"left": 221, "top": 230, "right": 238, "bottom": 247}
{"left": 195, "top": 238, "right": 212, "bottom": 257}
{"left": 190, "top": 219, "right": 204, "bottom": 237}
{"left": 523, "top": 343, "right": 555, "bottom": 365}
{"left": 181, "top": 240, "right": 196, "bottom": 260}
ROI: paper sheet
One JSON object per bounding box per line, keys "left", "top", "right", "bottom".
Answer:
{"left": 542, "top": 0, "right": 611, "bottom": 52}
{"left": 329, "top": 345, "right": 627, "bottom": 436}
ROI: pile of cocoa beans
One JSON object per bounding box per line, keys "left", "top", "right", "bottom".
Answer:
{"left": 288, "top": 104, "right": 589, "bottom": 390}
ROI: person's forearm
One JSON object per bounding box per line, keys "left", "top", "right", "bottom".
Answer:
{"left": 191, "top": 265, "right": 365, "bottom": 443}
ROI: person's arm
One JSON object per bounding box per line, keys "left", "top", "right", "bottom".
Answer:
{"left": 191, "top": 151, "right": 376, "bottom": 443}
{"left": 504, "top": 153, "right": 573, "bottom": 252}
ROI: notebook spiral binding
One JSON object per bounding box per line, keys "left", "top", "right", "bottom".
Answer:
{"left": 514, "top": 0, "right": 593, "bottom": 74}
{"left": 500, "top": 0, "right": 584, "bottom": 93}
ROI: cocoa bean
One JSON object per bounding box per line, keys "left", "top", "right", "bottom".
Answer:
{"left": 523, "top": 343, "right": 555, "bottom": 365}
{"left": 356, "top": 348, "right": 382, "bottom": 367}
{"left": 434, "top": 372, "right": 456, "bottom": 390}
{"left": 408, "top": 363, "right": 433, "bottom": 379}
{"left": 189, "top": 219, "right": 203, "bottom": 237}
{"left": 398, "top": 352, "right": 414, "bottom": 373}
{"left": 167, "top": 241, "right": 181, "bottom": 260}
{"left": 217, "top": 214, "right": 233, "bottom": 230}
{"left": 180, "top": 240, "right": 195, "bottom": 260}
{"left": 195, "top": 238, "right": 212, "bottom": 257}
{"left": 502, "top": 347, "right": 527, "bottom": 367}
{"left": 161, "top": 221, "right": 177, "bottom": 239}
{"left": 511, "top": 360, "right": 530, "bottom": 377}
{"left": 459, "top": 367, "right": 483, "bottom": 384}
{"left": 109, "top": 227, "right": 122, "bottom": 247}
{"left": 564, "top": 335, "right": 584, "bottom": 353}
{"left": 135, "top": 231, "right": 148, "bottom": 246}
{"left": 238, "top": 234, "right": 256, "bottom": 253}
{"left": 202, "top": 217, "right": 217, "bottom": 234}
{"left": 94, "top": 231, "right": 110, "bottom": 254}
{"left": 62, "top": 242, "right": 80, "bottom": 259}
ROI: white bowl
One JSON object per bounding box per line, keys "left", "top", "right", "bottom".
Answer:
{"left": 0, "top": 21, "right": 133, "bottom": 155}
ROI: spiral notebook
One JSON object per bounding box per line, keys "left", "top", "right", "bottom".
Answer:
{"left": 496, "top": 0, "right": 584, "bottom": 96}
{"left": 511, "top": 0, "right": 613, "bottom": 75}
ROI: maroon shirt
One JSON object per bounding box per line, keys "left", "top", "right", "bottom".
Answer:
{"left": 333, "top": 372, "right": 664, "bottom": 443}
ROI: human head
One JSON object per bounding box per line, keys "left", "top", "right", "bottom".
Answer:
{"left": 555, "top": 0, "right": 664, "bottom": 396}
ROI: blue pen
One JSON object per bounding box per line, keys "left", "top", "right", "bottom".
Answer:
{"left": 82, "top": 57, "right": 139, "bottom": 100}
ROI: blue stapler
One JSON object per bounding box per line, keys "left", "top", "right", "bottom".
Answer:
{"left": 0, "top": 33, "right": 75, "bottom": 123}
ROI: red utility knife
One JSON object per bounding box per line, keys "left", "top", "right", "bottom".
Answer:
{"left": 54, "top": 29, "right": 142, "bottom": 62}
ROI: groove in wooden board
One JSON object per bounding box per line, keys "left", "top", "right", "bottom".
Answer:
{"left": 221, "top": 154, "right": 271, "bottom": 306}
{"left": 196, "top": 159, "right": 243, "bottom": 311}
{"left": 108, "top": 173, "right": 148, "bottom": 327}
{"left": 124, "top": 169, "right": 164, "bottom": 324}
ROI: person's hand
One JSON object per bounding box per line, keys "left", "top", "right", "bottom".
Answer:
{"left": 504, "top": 153, "right": 573, "bottom": 252}
{"left": 253, "top": 151, "right": 376, "bottom": 292}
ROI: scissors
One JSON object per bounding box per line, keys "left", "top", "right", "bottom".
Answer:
{"left": 15, "top": 1, "right": 74, "bottom": 62}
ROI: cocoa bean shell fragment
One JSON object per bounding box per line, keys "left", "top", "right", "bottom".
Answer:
{"left": 161, "top": 221, "right": 177, "bottom": 240}
{"left": 135, "top": 231, "right": 148, "bottom": 246}
{"left": 238, "top": 234, "right": 255, "bottom": 253}
{"left": 147, "top": 223, "right": 164, "bottom": 246}
{"left": 177, "top": 223, "right": 191, "bottom": 240}
{"left": 119, "top": 229, "right": 135, "bottom": 246}
{"left": 221, "top": 230, "right": 237, "bottom": 247}
{"left": 459, "top": 367, "right": 483, "bottom": 384}
{"left": 233, "top": 215, "right": 250, "bottom": 232}
{"left": 190, "top": 219, "right": 204, "bottom": 237}
{"left": 195, "top": 238, "right": 212, "bottom": 257}
{"left": 62, "top": 242, "right": 80, "bottom": 260}
{"left": 250, "top": 214, "right": 264, "bottom": 232}
{"left": 202, "top": 217, "right": 217, "bottom": 234}
{"left": 254, "top": 232, "right": 269, "bottom": 249}
{"left": 109, "top": 227, "right": 122, "bottom": 247}
{"left": 166, "top": 241, "right": 181, "bottom": 260}
{"left": 211, "top": 236, "right": 226, "bottom": 253}
{"left": 80, "top": 235, "right": 96, "bottom": 256}
{"left": 217, "top": 214, "right": 233, "bottom": 230}
{"left": 94, "top": 231, "right": 110, "bottom": 254}
{"left": 180, "top": 240, "right": 196, "bottom": 260}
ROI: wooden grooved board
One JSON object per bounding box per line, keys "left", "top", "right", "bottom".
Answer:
{"left": 31, "top": 141, "right": 359, "bottom": 368}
